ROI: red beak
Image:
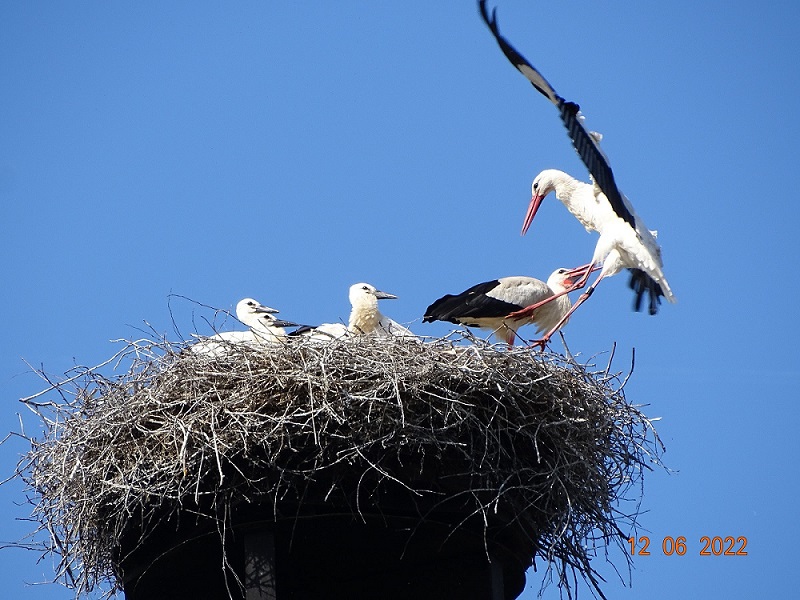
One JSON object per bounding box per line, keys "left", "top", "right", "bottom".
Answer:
{"left": 522, "top": 194, "right": 545, "bottom": 235}
{"left": 562, "top": 263, "right": 601, "bottom": 286}
{"left": 566, "top": 263, "right": 599, "bottom": 275}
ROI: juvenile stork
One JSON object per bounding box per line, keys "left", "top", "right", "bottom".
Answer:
{"left": 292, "top": 283, "right": 415, "bottom": 341}
{"left": 423, "top": 265, "right": 594, "bottom": 345}
{"left": 236, "top": 297, "right": 298, "bottom": 343}
{"left": 348, "top": 282, "right": 415, "bottom": 338}
{"left": 190, "top": 298, "right": 297, "bottom": 355}
{"left": 479, "top": 1, "right": 676, "bottom": 344}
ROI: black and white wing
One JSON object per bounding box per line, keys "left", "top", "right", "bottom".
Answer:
{"left": 478, "top": 0, "right": 636, "bottom": 229}
{"left": 423, "top": 279, "right": 523, "bottom": 325}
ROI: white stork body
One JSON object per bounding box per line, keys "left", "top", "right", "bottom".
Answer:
{"left": 347, "top": 283, "right": 396, "bottom": 335}
{"left": 189, "top": 330, "right": 263, "bottom": 356}
{"left": 423, "top": 266, "right": 591, "bottom": 345}
{"left": 292, "top": 283, "right": 416, "bottom": 342}
{"left": 527, "top": 169, "right": 675, "bottom": 310}
{"left": 191, "top": 298, "right": 295, "bottom": 355}
{"left": 347, "top": 283, "right": 416, "bottom": 339}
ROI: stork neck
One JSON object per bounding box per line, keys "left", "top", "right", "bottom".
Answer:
{"left": 551, "top": 172, "right": 587, "bottom": 207}
{"left": 551, "top": 171, "right": 607, "bottom": 232}
{"left": 349, "top": 300, "right": 382, "bottom": 334}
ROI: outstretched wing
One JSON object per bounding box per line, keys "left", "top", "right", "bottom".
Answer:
{"left": 478, "top": 0, "right": 636, "bottom": 229}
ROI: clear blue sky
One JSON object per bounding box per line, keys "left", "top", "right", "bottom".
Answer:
{"left": 2, "top": 1, "right": 798, "bottom": 598}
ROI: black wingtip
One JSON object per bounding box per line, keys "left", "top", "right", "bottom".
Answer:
{"left": 478, "top": 0, "right": 499, "bottom": 38}
{"left": 628, "top": 269, "right": 664, "bottom": 316}
{"left": 478, "top": 2, "right": 488, "bottom": 20}
{"left": 423, "top": 295, "right": 459, "bottom": 324}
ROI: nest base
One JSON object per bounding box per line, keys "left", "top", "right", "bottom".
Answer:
{"left": 119, "top": 505, "right": 528, "bottom": 600}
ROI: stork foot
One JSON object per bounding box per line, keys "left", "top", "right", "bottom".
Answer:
{"left": 528, "top": 337, "right": 549, "bottom": 351}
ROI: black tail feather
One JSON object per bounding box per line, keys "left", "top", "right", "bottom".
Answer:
{"left": 627, "top": 269, "right": 663, "bottom": 315}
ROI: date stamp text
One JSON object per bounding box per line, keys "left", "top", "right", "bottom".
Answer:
{"left": 627, "top": 536, "right": 748, "bottom": 556}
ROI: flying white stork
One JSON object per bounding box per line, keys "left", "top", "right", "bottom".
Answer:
{"left": 191, "top": 298, "right": 297, "bottom": 355}
{"left": 423, "top": 265, "right": 595, "bottom": 345}
{"left": 479, "top": 1, "right": 676, "bottom": 342}
{"left": 292, "top": 283, "right": 416, "bottom": 341}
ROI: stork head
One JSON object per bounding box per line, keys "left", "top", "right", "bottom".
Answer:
{"left": 546, "top": 264, "right": 600, "bottom": 293}
{"left": 523, "top": 170, "right": 562, "bottom": 235}
{"left": 235, "top": 298, "right": 280, "bottom": 326}
{"left": 349, "top": 283, "right": 397, "bottom": 309}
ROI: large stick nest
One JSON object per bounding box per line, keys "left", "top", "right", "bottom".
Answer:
{"left": 16, "top": 334, "right": 663, "bottom": 598}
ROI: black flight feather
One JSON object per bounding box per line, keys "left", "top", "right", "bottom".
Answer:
{"left": 424, "top": 280, "right": 523, "bottom": 324}
{"left": 627, "top": 268, "right": 664, "bottom": 315}
{"left": 478, "top": 0, "right": 637, "bottom": 229}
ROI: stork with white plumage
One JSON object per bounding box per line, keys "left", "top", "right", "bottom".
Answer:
{"left": 190, "top": 298, "right": 299, "bottom": 355}
{"left": 292, "top": 283, "right": 416, "bottom": 341}
{"left": 238, "top": 298, "right": 300, "bottom": 343}
{"left": 347, "top": 283, "right": 409, "bottom": 337}
{"left": 479, "top": 1, "right": 676, "bottom": 346}
{"left": 423, "top": 264, "right": 595, "bottom": 345}
{"left": 522, "top": 168, "right": 675, "bottom": 311}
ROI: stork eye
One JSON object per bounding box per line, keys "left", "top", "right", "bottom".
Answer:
{"left": 533, "top": 182, "right": 539, "bottom": 190}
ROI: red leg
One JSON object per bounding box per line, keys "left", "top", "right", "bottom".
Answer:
{"left": 507, "top": 287, "right": 570, "bottom": 321}
{"left": 507, "top": 262, "right": 596, "bottom": 321}
{"left": 507, "top": 326, "right": 520, "bottom": 347}
{"left": 570, "top": 262, "right": 596, "bottom": 289}
{"left": 529, "top": 272, "right": 606, "bottom": 348}
{"left": 492, "top": 324, "right": 517, "bottom": 347}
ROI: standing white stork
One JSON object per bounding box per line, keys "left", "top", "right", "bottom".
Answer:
{"left": 479, "top": 1, "right": 676, "bottom": 343}
{"left": 191, "top": 298, "right": 297, "bottom": 355}
{"left": 292, "top": 283, "right": 416, "bottom": 341}
{"left": 348, "top": 282, "right": 416, "bottom": 338}
{"left": 423, "top": 265, "right": 595, "bottom": 345}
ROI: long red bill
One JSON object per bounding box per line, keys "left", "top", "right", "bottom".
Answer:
{"left": 562, "top": 263, "right": 601, "bottom": 286}
{"left": 521, "top": 194, "right": 544, "bottom": 235}
{"left": 565, "top": 263, "right": 601, "bottom": 277}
